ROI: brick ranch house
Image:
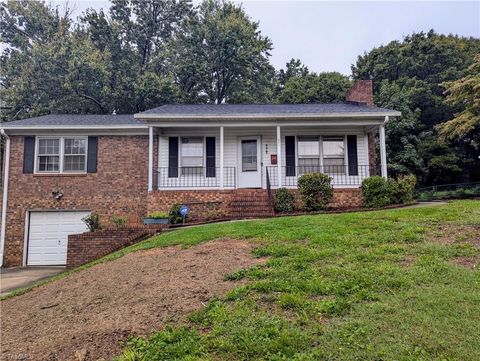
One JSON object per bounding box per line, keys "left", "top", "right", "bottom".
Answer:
{"left": 0, "top": 80, "right": 400, "bottom": 267}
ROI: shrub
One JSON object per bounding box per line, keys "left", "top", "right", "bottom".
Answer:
{"left": 168, "top": 204, "right": 184, "bottom": 224}
{"left": 297, "top": 173, "right": 333, "bottom": 211}
{"left": 82, "top": 213, "right": 101, "bottom": 232}
{"left": 394, "top": 175, "right": 416, "bottom": 204}
{"left": 362, "top": 175, "right": 417, "bottom": 208}
{"left": 147, "top": 212, "right": 169, "bottom": 219}
{"left": 111, "top": 216, "right": 127, "bottom": 227}
{"left": 361, "top": 176, "right": 392, "bottom": 208}
{"left": 274, "top": 188, "right": 295, "bottom": 212}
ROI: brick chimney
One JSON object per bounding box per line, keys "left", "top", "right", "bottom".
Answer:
{"left": 346, "top": 80, "right": 374, "bottom": 106}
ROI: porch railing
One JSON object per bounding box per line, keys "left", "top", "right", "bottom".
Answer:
{"left": 266, "top": 165, "right": 371, "bottom": 187}
{"left": 158, "top": 167, "right": 236, "bottom": 188}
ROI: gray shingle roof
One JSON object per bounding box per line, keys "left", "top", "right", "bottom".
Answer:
{"left": 138, "top": 103, "right": 399, "bottom": 116}
{"left": 1, "top": 103, "right": 400, "bottom": 128}
{"left": 2, "top": 114, "right": 144, "bottom": 127}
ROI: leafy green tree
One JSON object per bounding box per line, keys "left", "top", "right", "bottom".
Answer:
{"left": 353, "top": 30, "right": 480, "bottom": 184}
{"left": 353, "top": 30, "right": 480, "bottom": 127}
{"left": 375, "top": 80, "right": 423, "bottom": 177}
{"left": 277, "top": 72, "right": 351, "bottom": 104}
{"left": 437, "top": 54, "right": 480, "bottom": 182}
{"left": 167, "top": 0, "right": 273, "bottom": 103}
{"left": 276, "top": 58, "right": 309, "bottom": 89}
{"left": 438, "top": 55, "right": 480, "bottom": 144}
{"left": 1, "top": 19, "right": 112, "bottom": 119}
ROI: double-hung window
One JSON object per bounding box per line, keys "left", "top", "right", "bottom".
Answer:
{"left": 298, "top": 136, "right": 320, "bottom": 175}
{"left": 322, "top": 136, "right": 345, "bottom": 174}
{"left": 36, "top": 137, "right": 87, "bottom": 173}
{"left": 180, "top": 137, "right": 204, "bottom": 176}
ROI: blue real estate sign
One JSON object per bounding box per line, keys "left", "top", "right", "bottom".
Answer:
{"left": 179, "top": 205, "right": 189, "bottom": 217}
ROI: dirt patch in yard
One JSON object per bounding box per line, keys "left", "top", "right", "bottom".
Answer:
{"left": 427, "top": 224, "right": 480, "bottom": 248}
{"left": 1, "top": 239, "right": 266, "bottom": 361}
{"left": 451, "top": 255, "right": 479, "bottom": 269}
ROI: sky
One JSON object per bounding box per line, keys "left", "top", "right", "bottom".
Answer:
{"left": 56, "top": 0, "right": 479, "bottom": 75}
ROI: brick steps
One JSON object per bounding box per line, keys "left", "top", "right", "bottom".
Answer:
{"left": 228, "top": 189, "right": 274, "bottom": 218}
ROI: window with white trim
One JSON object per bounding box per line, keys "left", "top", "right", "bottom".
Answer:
{"left": 322, "top": 136, "right": 345, "bottom": 174}
{"left": 298, "top": 136, "right": 320, "bottom": 174}
{"left": 36, "top": 137, "right": 87, "bottom": 173}
{"left": 180, "top": 137, "right": 204, "bottom": 175}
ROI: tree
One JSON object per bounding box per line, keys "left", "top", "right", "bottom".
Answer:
{"left": 276, "top": 58, "right": 309, "bottom": 89}
{"left": 437, "top": 55, "right": 480, "bottom": 182}
{"left": 438, "top": 55, "right": 480, "bottom": 144}
{"left": 375, "top": 80, "right": 423, "bottom": 177}
{"left": 167, "top": 0, "right": 273, "bottom": 103}
{"left": 352, "top": 30, "right": 480, "bottom": 128}
{"left": 277, "top": 72, "right": 351, "bottom": 104}
{"left": 1, "top": 6, "right": 112, "bottom": 119}
{"left": 352, "top": 30, "right": 480, "bottom": 184}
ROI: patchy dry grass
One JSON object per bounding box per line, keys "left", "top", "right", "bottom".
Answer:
{"left": 115, "top": 200, "right": 480, "bottom": 360}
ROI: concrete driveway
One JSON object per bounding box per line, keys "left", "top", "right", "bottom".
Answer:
{"left": 0, "top": 267, "right": 65, "bottom": 297}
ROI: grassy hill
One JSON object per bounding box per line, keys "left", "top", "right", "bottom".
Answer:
{"left": 118, "top": 200, "right": 480, "bottom": 360}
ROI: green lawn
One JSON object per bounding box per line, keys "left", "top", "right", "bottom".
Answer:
{"left": 117, "top": 200, "right": 480, "bottom": 360}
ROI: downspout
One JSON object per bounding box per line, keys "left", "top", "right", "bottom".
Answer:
{"left": 0, "top": 129, "right": 10, "bottom": 267}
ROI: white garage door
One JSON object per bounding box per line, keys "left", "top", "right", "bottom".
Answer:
{"left": 27, "top": 211, "right": 90, "bottom": 266}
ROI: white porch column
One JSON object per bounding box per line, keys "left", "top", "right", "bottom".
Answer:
{"left": 276, "top": 125, "right": 282, "bottom": 187}
{"left": 0, "top": 130, "right": 11, "bottom": 267}
{"left": 148, "top": 126, "right": 154, "bottom": 191}
{"left": 379, "top": 117, "right": 388, "bottom": 178}
{"left": 220, "top": 126, "right": 224, "bottom": 189}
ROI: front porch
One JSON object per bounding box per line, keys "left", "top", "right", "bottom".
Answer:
{"left": 146, "top": 124, "right": 388, "bottom": 191}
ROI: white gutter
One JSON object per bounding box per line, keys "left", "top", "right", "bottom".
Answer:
{"left": 0, "top": 129, "right": 10, "bottom": 267}
{"left": 134, "top": 111, "right": 402, "bottom": 120}
{"left": 1, "top": 124, "right": 149, "bottom": 130}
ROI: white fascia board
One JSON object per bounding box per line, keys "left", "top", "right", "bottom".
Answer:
{"left": 134, "top": 111, "right": 401, "bottom": 120}
{"left": 142, "top": 119, "right": 386, "bottom": 128}
{"left": 1, "top": 125, "right": 149, "bottom": 135}
{"left": 1, "top": 124, "right": 148, "bottom": 130}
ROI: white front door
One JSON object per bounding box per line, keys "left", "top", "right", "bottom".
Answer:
{"left": 237, "top": 136, "right": 262, "bottom": 188}
{"left": 27, "top": 211, "right": 90, "bottom": 266}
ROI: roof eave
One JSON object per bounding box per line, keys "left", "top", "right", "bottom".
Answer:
{"left": 134, "top": 111, "right": 401, "bottom": 120}
{"left": 1, "top": 124, "right": 149, "bottom": 130}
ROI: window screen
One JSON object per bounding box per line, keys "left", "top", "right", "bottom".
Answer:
{"left": 37, "top": 138, "right": 60, "bottom": 172}
{"left": 181, "top": 137, "right": 204, "bottom": 175}
{"left": 323, "top": 136, "right": 345, "bottom": 174}
{"left": 298, "top": 136, "right": 320, "bottom": 175}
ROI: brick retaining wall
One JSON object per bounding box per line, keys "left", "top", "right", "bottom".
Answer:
{"left": 147, "top": 190, "right": 235, "bottom": 220}
{"left": 66, "top": 225, "right": 165, "bottom": 268}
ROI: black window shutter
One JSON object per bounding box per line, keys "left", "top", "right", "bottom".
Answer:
{"left": 347, "top": 135, "right": 358, "bottom": 176}
{"left": 206, "top": 137, "right": 216, "bottom": 177}
{"left": 87, "top": 136, "right": 98, "bottom": 173}
{"left": 168, "top": 137, "right": 179, "bottom": 177}
{"left": 285, "top": 136, "right": 296, "bottom": 177}
{"left": 23, "top": 136, "right": 35, "bottom": 174}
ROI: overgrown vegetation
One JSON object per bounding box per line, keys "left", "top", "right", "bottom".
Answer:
{"left": 361, "top": 175, "right": 416, "bottom": 208}
{"left": 168, "top": 204, "right": 184, "bottom": 224}
{"left": 147, "top": 212, "right": 170, "bottom": 219}
{"left": 82, "top": 213, "right": 101, "bottom": 232}
{"left": 417, "top": 183, "right": 480, "bottom": 201}
{"left": 297, "top": 173, "right": 333, "bottom": 211}
{"left": 113, "top": 200, "right": 480, "bottom": 360}
{"left": 274, "top": 188, "right": 295, "bottom": 212}
{"left": 111, "top": 216, "right": 127, "bottom": 227}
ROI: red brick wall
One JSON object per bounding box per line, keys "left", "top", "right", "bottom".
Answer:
{"left": 275, "top": 188, "right": 363, "bottom": 210}
{"left": 147, "top": 190, "right": 234, "bottom": 221}
{"left": 3, "top": 135, "right": 149, "bottom": 267}
{"left": 66, "top": 225, "right": 164, "bottom": 268}
{"left": 346, "top": 80, "right": 374, "bottom": 106}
